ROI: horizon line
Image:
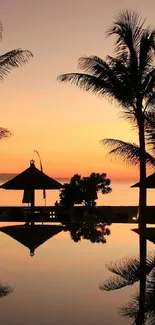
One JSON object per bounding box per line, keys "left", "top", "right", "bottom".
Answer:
{"left": 0, "top": 173, "right": 138, "bottom": 182}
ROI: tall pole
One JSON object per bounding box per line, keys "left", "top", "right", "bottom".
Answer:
{"left": 34, "top": 150, "right": 46, "bottom": 206}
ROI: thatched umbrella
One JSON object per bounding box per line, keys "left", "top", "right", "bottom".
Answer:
{"left": 131, "top": 173, "right": 155, "bottom": 188}
{"left": 0, "top": 224, "right": 63, "bottom": 256}
{"left": 0, "top": 160, "right": 62, "bottom": 216}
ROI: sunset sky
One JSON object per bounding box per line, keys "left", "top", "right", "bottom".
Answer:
{"left": 0, "top": 0, "right": 154, "bottom": 180}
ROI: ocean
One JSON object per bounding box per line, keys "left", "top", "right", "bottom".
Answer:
{"left": 0, "top": 178, "right": 154, "bottom": 206}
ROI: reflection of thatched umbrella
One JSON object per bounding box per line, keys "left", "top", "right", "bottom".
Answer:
{"left": 0, "top": 160, "right": 62, "bottom": 216}
{"left": 132, "top": 227, "right": 155, "bottom": 245}
{"left": 0, "top": 224, "right": 63, "bottom": 256}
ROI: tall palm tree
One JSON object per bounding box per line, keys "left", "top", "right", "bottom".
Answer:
{"left": 58, "top": 10, "right": 155, "bottom": 280}
{"left": 100, "top": 253, "right": 155, "bottom": 291}
{"left": 114, "top": 262, "right": 155, "bottom": 324}
{"left": 0, "top": 21, "right": 33, "bottom": 80}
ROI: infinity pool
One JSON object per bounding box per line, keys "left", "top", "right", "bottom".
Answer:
{"left": 0, "top": 222, "right": 153, "bottom": 325}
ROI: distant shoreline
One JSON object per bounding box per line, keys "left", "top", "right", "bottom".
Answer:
{"left": 0, "top": 174, "right": 138, "bottom": 183}
{"left": 0, "top": 174, "right": 69, "bottom": 182}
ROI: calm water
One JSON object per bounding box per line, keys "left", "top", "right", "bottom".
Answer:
{"left": 0, "top": 222, "right": 154, "bottom": 325}
{"left": 0, "top": 178, "right": 155, "bottom": 206}
{"left": 0, "top": 177, "right": 155, "bottom": 324}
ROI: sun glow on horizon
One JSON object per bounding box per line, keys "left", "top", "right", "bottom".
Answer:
{"left": 0, "top": 0, "right": 153, "bottom": 181}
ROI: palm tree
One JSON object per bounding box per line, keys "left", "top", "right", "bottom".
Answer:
{"left": 0, "top": 21, "right": 33, "bottom": 140}
{"left": 58, "top": 10, "right": 155, "bottom": 280}
{"left": 100, "top": 253, "right": 155, "bottom": 291}
{"left": 0, "top": 21, "right": 33, "bottom": 80}
{"left": 101, "top": 109, "right": 155, "bottom": 169}
{"left": 118, "top": 265, "right": 155, "bottom": 324}
{"left": 101, "top": 138, "right": 155, "bottom": 169}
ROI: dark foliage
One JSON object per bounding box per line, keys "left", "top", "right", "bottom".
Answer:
{"left": 0, "top": 22, "right": 33, "bottom": 80}
{"left": 100, "top": 253, "right": 155, "bottom": 291}
{"left": 64, "top": 222, "right": 111, "bottom": 243}
{"left": 59, "top": 173, "right": 112, "bottom": 208}
{"left": 58, "top": 10, "right": 155, "bottom": 119}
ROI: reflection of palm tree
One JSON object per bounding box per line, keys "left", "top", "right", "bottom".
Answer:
{"left": 100, "top": 253, "right": 155, "bottom": 291}
{"left": 64, "top": 222, "right": 111, "bottom": 243}
{"left": 100, "top": 236, "right": 152, "bottom": 324}
{"left": 0, "top": 283, "right": 13, "bottom": 298}
{"left": 119, "top": 269, "right": 155, "bottom": 325}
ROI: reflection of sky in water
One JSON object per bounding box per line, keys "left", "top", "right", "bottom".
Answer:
{"left": 0, "top": 223, "right": 154, "bottom": 325}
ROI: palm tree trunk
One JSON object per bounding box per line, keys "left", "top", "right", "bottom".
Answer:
{"left": 135, "top": 236, "right": 146, "bottom": 325}
{"left": 138, "top": 116, "right": 147, "bottom": 232}
{"left": 138, "top": 114, "right": 147, "bottom": 324}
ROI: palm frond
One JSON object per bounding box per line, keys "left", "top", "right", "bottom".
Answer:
{"left": 107, "top": 10, "right": 145, "bottom": 49}
{"left": 0, "top": 21, "right": 3, "bottom": 40}
{"left": 100, "top": 253, "right": 155, "bottom": 292}
{"left": 146, "top": 269, "right": 155, "bottom": 293}
{"left": 77, "top": 55, "right": 136, "bottom": 108}
{"left": 58, "top": 72, "right": 105, "bottom": 92}
{"left": 58, "top": 71, "right": 135, "bottom": 109}
{"left": 0, "top": 49, "right": 33, "bottom": 80}
{"left": 145, "top": 112, "right": 155, "bottom": 150}
{"left": 119, "top": 293, "right": 139, "bottom": 319}
{"left": 78, "top": 56, "right": 110, "bottom": 77}
{"left": 99, "top": 276, "right": 130, "bottom": 291}
{"left": 101, "top": 138, "right": 155, "bottom": 167}
{"left": 142, "top": 70, "right": 155, "bottom": 104}
{"left": 139, "top": 29, "right": 155, "bottom": 80}
{"left": 145, "top": 92, "right": 155, "bottom": 111}
{"left": 106, "top": 10, "right": 144, "bottom": 80}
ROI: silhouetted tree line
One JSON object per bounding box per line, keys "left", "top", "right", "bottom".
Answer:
{"left": 59, "top": 173, "right": 112, "bottom": 208}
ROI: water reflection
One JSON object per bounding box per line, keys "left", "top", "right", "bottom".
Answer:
{"left": 100, "top": 253, "right": 155, "bottom": 291}
{"left": 100, "top": 228, "right": 155, "bottom": 324}
{"left": 63, "top": 222, "right": 111, "bottom": 243}
{"left": 119, "top": 268, "right": 155, "bottom": 325}
{"left": 0, "top": 284, "right": 13, "bottom": 298}
{"left": 0, "top": 224, "right": 63, "bottom": 257}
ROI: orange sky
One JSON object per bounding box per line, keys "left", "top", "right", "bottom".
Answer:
{"left": 0, "top": 0, "right": 154, "bottom": 180}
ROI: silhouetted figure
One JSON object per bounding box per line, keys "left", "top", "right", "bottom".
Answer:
{"left": 55, "top": 200, "right": 59, "bottom": 207}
